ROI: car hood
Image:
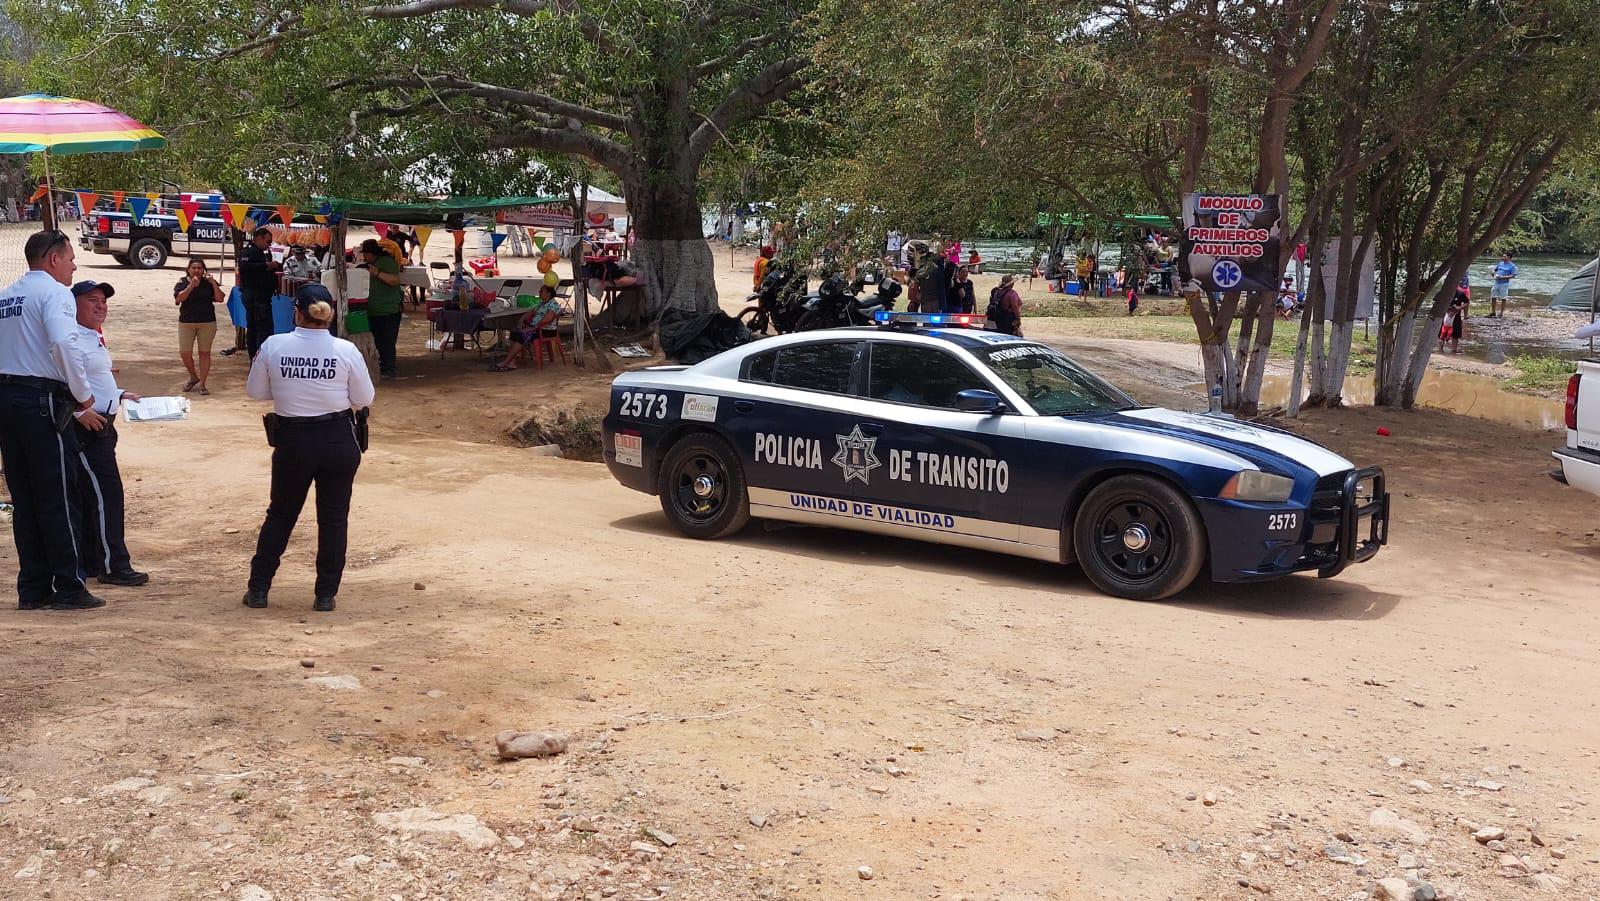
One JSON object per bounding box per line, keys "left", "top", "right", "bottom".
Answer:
{"left": 1102, "top": 408, "right": 1352, "bottom": 477}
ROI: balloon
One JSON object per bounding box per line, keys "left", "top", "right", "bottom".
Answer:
{"left": 543, "top": 271, "right": 560, "bottom": 288}
{"left": 542, "top": 246, "right": 562, "bottom": 264}
{"left": 537, "top": 259, "right": 552, "bottom": 274}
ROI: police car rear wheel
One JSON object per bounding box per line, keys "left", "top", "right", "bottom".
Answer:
{"left": 1074, "top": 475, "right": 1206, "bottom": 601}
{"left": 130, "top": 239, "right": 168, "bottom": 270}
{"left": 657, "top": 434, "right": 750, "bottom": 540}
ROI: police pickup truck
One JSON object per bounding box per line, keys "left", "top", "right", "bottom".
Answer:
{"left": 600, "top": 311, "right": 1390, "bottom": 601}
{"left": 79, "top": 197, "right": 229, "bottom": 270}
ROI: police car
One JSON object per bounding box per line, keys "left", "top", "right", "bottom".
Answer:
{"left": 601, "top": 312, "right": 1388, "bottom": 600}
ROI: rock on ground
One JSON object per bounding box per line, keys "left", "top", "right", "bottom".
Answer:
{"left": 1374, "top": 877, "right": 1411, "bottom": 901}
{"left": 495, "top": 730, "right": 569, "bottom": 759}
{"left": 305, "top": 675, "right": 361, "bottom": 690}
{"left": 372, "top": 806, "right": 500, "bottom": 851}
{"left": 1368, "top": 806, "right": 1430, "bottom": 845}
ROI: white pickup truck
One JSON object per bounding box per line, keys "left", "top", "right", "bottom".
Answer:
{"left": 1554, "top": 358, "right": 1600, "bottom": 496}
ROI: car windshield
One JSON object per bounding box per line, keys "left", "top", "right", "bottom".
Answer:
{"left": 976, "top": 343, "right": 1139, "bottom": 415}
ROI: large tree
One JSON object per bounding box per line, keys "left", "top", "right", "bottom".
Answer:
{"left": 10, "top": 0, "right": 814, "bottom": 315}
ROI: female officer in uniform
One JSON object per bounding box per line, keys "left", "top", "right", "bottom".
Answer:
{"left": 242, "top": 286, "right": 375, "bottom": 611}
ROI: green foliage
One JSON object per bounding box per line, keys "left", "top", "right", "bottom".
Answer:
{"left": 1507, "top": 354, "right": 1577, "bottom": 393}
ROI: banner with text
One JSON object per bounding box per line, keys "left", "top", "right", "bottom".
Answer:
{"left": 1178, "top": 193, "right": 1284, "bottom": 293}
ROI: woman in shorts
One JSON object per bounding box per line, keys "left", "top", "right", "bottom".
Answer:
{"left": 174, "top": 257, "right": 227, "bottom": 394}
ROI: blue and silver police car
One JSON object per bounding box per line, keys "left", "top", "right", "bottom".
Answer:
{"left": 601, "top": 312, "right": 1389, "bottom": 600}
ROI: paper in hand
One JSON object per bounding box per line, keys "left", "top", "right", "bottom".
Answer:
{"left": 122, "top": 396, "right": 192, "bottom": 422}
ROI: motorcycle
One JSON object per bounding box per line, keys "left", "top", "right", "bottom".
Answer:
{"left": 794, "top": 272, "right": 887, "bottom": 331}
{"left": 739, "top": 261, "right": 809, "bottom": 335}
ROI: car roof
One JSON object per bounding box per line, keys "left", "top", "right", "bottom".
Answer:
{"left": 758, "top": 326, "right": 1028, "bottom": 351}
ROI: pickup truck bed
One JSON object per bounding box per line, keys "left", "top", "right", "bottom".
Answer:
{"left": 1554, "top": 359, "right": 1600, "bottom": 496}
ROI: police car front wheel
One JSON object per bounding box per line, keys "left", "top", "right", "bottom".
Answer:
{"left": 1073, "top": 475, "right": 1207, "bottom": 601}
{"left": 657, "top": 434, "right": 751, "bottom": 540}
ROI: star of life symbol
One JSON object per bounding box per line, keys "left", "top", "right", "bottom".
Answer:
{"left": 1211, "top": 259, "right": 1243, "bottom": 289}
{"left": 833, "top": 425, "right": 882, "bottom": 484}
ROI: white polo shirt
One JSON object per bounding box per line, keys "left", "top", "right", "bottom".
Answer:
{"left": 75, "top": 325, "right": 122, "bottom": 416}
{"left": 246, "top": 327, "right": 375, "bottom": 417}
{"left": 0, "top": 270, "right": 94, "bottom": 403}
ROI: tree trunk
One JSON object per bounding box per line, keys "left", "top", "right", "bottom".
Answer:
{"left": 625, "top": 178, "right": 718, "bottom": 316}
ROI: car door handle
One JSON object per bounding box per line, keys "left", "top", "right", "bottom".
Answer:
{"left": 734, "top": 400, "right": 756, "bottom": 414}
{"left": 857, "top": 422, "right": 885, "bottom": 435}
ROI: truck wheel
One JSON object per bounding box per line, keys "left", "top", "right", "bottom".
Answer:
{"left": 129, "top": 239, "right": 168, "bottom": 270}
{"left": 111, "top": 253, "right": 131, "bottom": 266}
{"left": 1073, "top": 474, "right": 1207, "bottom": 601}
{"left": 656, "top": 433, "right": 750, "bottom": 540}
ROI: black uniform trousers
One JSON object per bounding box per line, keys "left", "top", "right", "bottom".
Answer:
{"left": 0, "top": 381, "right": 87, "bottom": 604}
{"left": 73, "top": 415, "right": 132, "bottom": 577}
{"left": 248, "top": 415, "right": 362, "bottom": 598}
{"left": 243, "top": 288, "right": 275, "bottom": 359}
{"left": 367, "top": 313, "right": 402, "bottom": 377}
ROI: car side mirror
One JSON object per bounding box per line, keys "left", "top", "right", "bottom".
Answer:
{"left": 956, "top": 389, "right": 1007, "bottom": 414}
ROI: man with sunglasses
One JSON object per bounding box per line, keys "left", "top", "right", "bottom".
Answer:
{"left": 0, "top": 230, "right": 104, "bottom": 610}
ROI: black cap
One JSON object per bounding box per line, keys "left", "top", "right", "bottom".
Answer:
{"left": 359, "top": 238, "right": 383, "bottom": 256}
{"left": 71, "top": 280, "right": 115, "bottom": 299}
{"left": 294, "top": 282, "right": 334, "bottom": 314}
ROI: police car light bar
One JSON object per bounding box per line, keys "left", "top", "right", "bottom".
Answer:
{"left": 874, "top": 311, "right": 984, "bottom": 328}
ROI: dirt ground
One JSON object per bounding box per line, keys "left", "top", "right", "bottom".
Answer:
{"left": 1, "top": 237, "right": 1598, "bottom": 901}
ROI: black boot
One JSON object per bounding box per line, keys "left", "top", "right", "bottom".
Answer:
{"left": 243, "top": 589, "right": 269, "bottom": 608}
{"left": 99, "top": 569, "right": 150, "bottom": 587}
{"left": 312, "top": 596, "right": 335, "bottom": 612}
{"left": 50, "top": 592, "right": 107, "bottom": 610}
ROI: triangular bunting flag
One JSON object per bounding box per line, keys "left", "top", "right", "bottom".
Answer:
{"left": 175, "top": 208, "right": 192, "bottom": 231}
{"left": 75, "top": 191, "right": 98, "bottom": 213}
{"left": 490, "top": 232, "right": 508, "bottom": 253}
{"left": 374, "top": 222, "right": 390, "bottom": 239}
{"left": 275, "top": 204, "right": 295, "bottom": 225}
{"left": 127, "top": 196, "right": 151, "bottom": 221}
{"left": 533, "top": 235, "right": 546, "bottom": 250}
{"left": 414, "top": 226, "right": 432, "bottom": 250}
{"left": 111, "top": 191, "right": 125, "bottom": 210}
{"left": 227, "top": 203, "right": 250, "bottom": 228}
{"left": 181, "top": 199, "right": 200, "bottom": 225}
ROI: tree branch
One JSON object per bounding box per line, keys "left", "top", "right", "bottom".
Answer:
{"left": 688, "top": 56, "right": 807, "bottom": 161}
{"left": 362, "top": 0, "right": 546, "bottom": 17}
{"left": 492, "top": 125, "right": 633, "bottom": 176}
{"left": 694, "top": 31, "right": 782, "bottom": 79}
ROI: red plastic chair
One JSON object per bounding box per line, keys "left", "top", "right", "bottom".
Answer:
{"left": 528, "top": 310, "right": 568, "bottom": 369}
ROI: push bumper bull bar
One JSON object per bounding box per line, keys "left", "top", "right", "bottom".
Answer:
{"left": 1317, "top": 466, "right": 1389, "bottom": 578}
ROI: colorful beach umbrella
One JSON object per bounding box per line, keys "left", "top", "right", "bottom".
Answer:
{"left": 0, "top": 94, "right": 165, "bottom": 155}
{"left": 0, "top": 94, "right": 165, "bottom": 227}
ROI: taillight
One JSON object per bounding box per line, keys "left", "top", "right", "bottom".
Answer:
{"left": 96, "top": 216, "right": 110, "bottom": 235}
{"left": 1567, "top": 374, "right": 1582, "bottom": 431}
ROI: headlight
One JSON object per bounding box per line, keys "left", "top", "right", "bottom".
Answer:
{"left": 1220, "top": 470, "right": 1295, "bottom": 502}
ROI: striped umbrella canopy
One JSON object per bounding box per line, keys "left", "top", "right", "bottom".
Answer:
{"left": 0, "top": 93, "right": 164, "bottom": 155}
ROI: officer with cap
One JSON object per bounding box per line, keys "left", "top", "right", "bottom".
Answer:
{"left": 69, "top": 279, "right": 149, "bottom": 588}
{"left": 0, "top": 230, "right": 102, "bottom": 610}
{"left": 243, "top": 283, "right": 374, "bottom": 612}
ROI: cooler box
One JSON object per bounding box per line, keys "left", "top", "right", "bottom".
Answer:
{"left": 345, "top": 310, "right": 371, "bottom": 334}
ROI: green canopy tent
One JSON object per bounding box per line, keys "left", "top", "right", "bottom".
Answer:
{"left": 311, "top": 194, "right": 564, "bottom": 346}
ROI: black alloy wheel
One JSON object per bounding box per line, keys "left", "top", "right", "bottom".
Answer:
{"left": 656, "top": 434, "right": 751, "bottom": 540}
{"left": 1073, "top": 474, "right": 1207, "bottom": 601}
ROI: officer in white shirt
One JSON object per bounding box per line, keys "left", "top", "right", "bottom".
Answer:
{"left": 69, "top": 280, "right": 148, "bottom": 588}
{"left": 243, "top": 284, "right": 375, "bottom": 612}
{"left": 0, "top": 230, "right": 103, "bottom": 610}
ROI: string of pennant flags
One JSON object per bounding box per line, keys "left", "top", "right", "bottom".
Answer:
{"left": 36, "top": 186, "right": 527, "bottom": 257}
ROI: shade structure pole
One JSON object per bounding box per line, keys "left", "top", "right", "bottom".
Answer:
{"left": 40, "top": 148, "right": 55, "bottom": 232}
